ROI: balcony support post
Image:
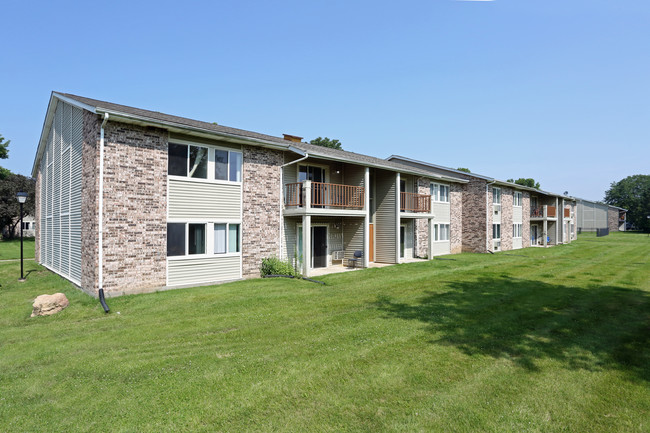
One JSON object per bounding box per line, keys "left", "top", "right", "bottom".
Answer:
{"left": 428, "top": 218, "right": 434, "bottom": 260}
{"left": 395, "top": 173, "right": 401, "bottom": 264}
{"left": 304, "top": 180, "right": 312, "bottom": 210}
{"left": 302, "top": 215, "right": 311, "bottom": 277}
{"left": 363, "top": 167, "right": 370, "bottom": 268}
{"left": 543, "top": 220, "right": 548, "bottom": 247}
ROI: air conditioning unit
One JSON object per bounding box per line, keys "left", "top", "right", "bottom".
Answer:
{"left": 493, "top": 204, "right": 501, "bottom": 214}
{"left": 332, "top": 250, "right": 345, "bottom": 261}
{"left": 493, "top": 240, "right": 501, "bottom": 251}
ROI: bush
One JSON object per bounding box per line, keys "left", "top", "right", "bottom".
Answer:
{"left": 260, "top": 256, "right": 299, "bottom": 277}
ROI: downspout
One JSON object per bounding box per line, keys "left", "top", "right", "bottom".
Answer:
{"left": 279, "top": 147, "right": 308, "bottom": 259}
{"left": 486, "top": 181, "right": 496, "bottom": 253}
{"left": 98, "top": 113, "right": 110, "bottom": 312}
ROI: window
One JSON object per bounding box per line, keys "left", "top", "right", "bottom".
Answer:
{"left": 493, "top": 188, "right": 501, "bottom": 204}
{"left": 493, "top": 223, "right": 501, "bottom": 239}
{"left": 169, "top": 142, "right": 242, "bottom": 182}
{"left": 188, "top": 224, "right": 206, "bottom": 254}
{"left": 514, "top": 192, "right": 523, "bottom": 207}
{"left": 513, "top": 223, "right": 522, "bottom": 238}
{"left": 433, "top": 223, "right": 450, "bottom": 241}
{"left": 215, "top": 149, "right": 242, "bottom": 182}
{"left": 214, "top": 223, "right": 241, "bottom": 254}
{"left": 430, "top": 183, "right": 449, "bottom": 202}
{"left": 167, "top": 223, "right": 186, "bottom": 256}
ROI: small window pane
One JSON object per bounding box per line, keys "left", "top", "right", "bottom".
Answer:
{"left": 188, "top": 224, "right": 206, "bottom": 254}
{"left": 189, "top": 146, "right": 208, "bottom": 179}
{"left": 167, "top": 223, "right": 185, "bottom": 256}
{"left": 440, "top": 185, "right": 449, "bottom": 202}
{"left": 230, "top": 152, "right": 242, "bottom": 182}
{"left": 229, "top": 224, "right": 240, "bottom": 253}
{"left": 215, "top": 150, "right": 229, "bottom": 181}
{"left": 214, "top": 224, "right": 226, "bottom": 254}
{"left": 430, "top": 184, "right": 438, "bottom": 201}
{"left": 168, "top": 143, "right": 188, "bottom": 176}
{"left": 434, "top": 224, "right": 439, "bottom": 241}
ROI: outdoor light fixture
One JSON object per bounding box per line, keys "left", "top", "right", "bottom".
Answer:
{"left": 16, "top": 192, "right": 28, "bottom": 281}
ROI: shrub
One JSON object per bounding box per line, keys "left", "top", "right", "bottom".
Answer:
{"left": 260, "top": 256, "right": 299, "bottom": 277}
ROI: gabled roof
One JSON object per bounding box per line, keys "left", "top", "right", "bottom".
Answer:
{"left": 387, "top": 154, "right": 576, "bottom": 201}
{"left": 33, "top": 92, "right": 467, "bottom": 183}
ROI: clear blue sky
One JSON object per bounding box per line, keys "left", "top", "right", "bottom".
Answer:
{"left": 2, "top": 0, "right": 648, "bottom": 200}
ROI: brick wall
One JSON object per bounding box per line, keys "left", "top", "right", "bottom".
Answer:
{"left": 450, "top": 183, "right": 463, "bottom": 253}
{"left": 607, "top": 207, "right": 619, "bottom": 232}
{"left": 414, "top": 177, "right": 429, "bottom": 258}
{"left": 242, "top": 145, "right": 283, "bottom": 277}
{"left": 81, "top": 111, "right": 100, "bottom": 295}
{"left": 522, "top": 192, "right": 531, "bottom": 248}
{"left": 462, "top": 177, "right": 488, "bottom": 253}
{"left": 501, "top": 187, "right": 513, "bottom": 251}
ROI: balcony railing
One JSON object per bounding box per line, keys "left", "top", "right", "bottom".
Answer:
{"left": 284, "top": 181, "right": 365, "bottom": 210}
{"left": 531, "top": 205, "right": 557, "bottom": 219}
{"left": 400, "top": 192, "right": 431, "bottom": 213}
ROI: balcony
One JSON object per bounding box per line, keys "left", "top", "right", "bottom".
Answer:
{"left": 531, "top": 205, "right": 557, "bottom": 220}
{"left": 564, "top": 208, "right": 571, "bottom": 218}
{"left": 284, "top": 181, "right": 365, "bottom": 215}
{"left": 400, "top": 192, "right": 431, "bottom": 214}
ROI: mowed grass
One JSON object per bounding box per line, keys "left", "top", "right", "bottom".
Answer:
{"left": 0, "top": 232, "right": 648, "bottom": 432}
{"left": 0, "top": 237, "right": 35, "bottom": 260}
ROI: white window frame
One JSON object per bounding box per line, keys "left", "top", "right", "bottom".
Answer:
{"left": 514, "top": 191, "right": 522, "bottom": 207}
{"left": 433, "top": 223, "right": 450, "bottom": 242}
{"left": 493, "top": 187, "right": 502, "bottom": 204}
{"left": 168, "top": 138, "right": 243, "bottom": 185}
{"left": 493, "top": 223, "right": 501, "bottom": 240}
{"left": 430, "top": 183, "right": 449, "bottom": 203}
{"left": 513, "top": 223, "right": 522, "bottom": 238}
{"left": 167, "top": 219, "right": 242, "bottom": 260}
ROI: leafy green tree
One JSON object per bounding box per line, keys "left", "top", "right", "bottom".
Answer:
{"left": 0, "top": 133, "right": 10, "bottom": 180}
{"left": 506, "top": 178, "right": 541, "bottom": 189}
{"left": 309, "top": 137, "right": 342, "bottom": 150}
{"left": 457, "top": 167, "right": 471, "bottom": 173}
{"left": 604, "top": 175, "right": 650, "bottom": 232}
{"left": 0, "top": 173, "right": 35, "bottom": 239}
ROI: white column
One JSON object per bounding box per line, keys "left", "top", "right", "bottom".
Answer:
{"left": 304, "top": 180, "right": 312, "bottom": 210}
{"left": 428, "top": 218, "right": 434, "bottom": 259}
{"left": 395, "top": 173, "right": 401, "bottom": 264}
{"left": 555, "top": 197, "right": 559, "bottom": 244}
{"left": 363, "top": 167, "right": 370, "bottom": 268}
{"left": 302, "top": 215, "right": 311, "bottom": 277}
{"left": 543, "top": 220, "right": 548, "bottom": 247}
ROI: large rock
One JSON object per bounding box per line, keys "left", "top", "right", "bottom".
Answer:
{"left": 31, "top": 293, "right": 69, "bottom": 317}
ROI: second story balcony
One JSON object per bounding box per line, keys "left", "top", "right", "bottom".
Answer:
{"left": 284, "top": 181, "right": 365, "bottom": 215}
{"left": 531, "top": 205, "right": 556, "bottom": 219}
{"left": 400, "top": 192, "right": 431, "bottom": 214}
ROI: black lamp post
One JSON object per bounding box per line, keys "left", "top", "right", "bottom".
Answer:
{"left": 16, "top": 192, "right": 28, "bottom": 281}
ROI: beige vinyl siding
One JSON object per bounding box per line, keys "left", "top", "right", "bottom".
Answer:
{"left": 168, "top": 179, "right": 241, "bottom": 219}
{"left": 39, "top": 101, "right": 83, "bottom": 284}
{"left": 343, "top": 218, "right": 364, "bottom": 261}
{"left": 431, "top": 239, "right": 450, "bottom": 256}
{"left": 513, "top": 238, "right": 523, "bottom": 249}
{"left": 432, "top": 202, "right": 450, "bottom": 222}
{"left": 375, "top": 171, "right": 397, "bottom": 264}
{"left": 513, "top": 206, "right": 523, "bottom": 223}
{"left": 167, "top": 256, "right": 241, "bottom": 286}
{"left": 283, "top": 218, "right": 298, "bottom": 264}
{"left": 344, "top": 164, "right": 365, "bottom": 188}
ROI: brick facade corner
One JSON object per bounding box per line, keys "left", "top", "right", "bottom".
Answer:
{"left": 101, "top": 122, "right": 168, "bottom": 296}
{"left": 450, "top": 183, "right": 463, "bottom": 254}
{"left": 242, "top": 145, "right": 283, "bottom": 277}
{"left": 81, "top": 111, "right": 100, "bottom": 295}
{"left": 414, "top": 177, "right": 430, "bottom": 258}
{"left": 522, "top": 192, "right": 531, "bottom": 248}
{"left": 607, "top": 207, "right": 619, "bottom": 232}
{"left": 501, "top": 187, "right": 513, "bottom": 251}
{"left": 462, "top": 177, "right": 488, "bottom": 253}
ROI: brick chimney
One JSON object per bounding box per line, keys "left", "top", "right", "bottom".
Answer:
{"left": 283, "top": 134, "right": 303, "bottom": 143}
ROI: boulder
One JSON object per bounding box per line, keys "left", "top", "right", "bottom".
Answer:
{"left": 31, "top": 293, "right": 69, "bottom": 317}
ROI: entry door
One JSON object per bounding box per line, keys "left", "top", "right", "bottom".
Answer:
{"left": 400, "top": 225, "right": 405, "bottom": 258}
{"left": 312, "top": 226, "right": 327, "bottom": 268}
{"left": 369, "top": 223, "right": 374, "bottom": 262}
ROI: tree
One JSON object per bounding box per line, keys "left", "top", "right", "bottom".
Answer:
{"left": 457, "top": 167, "right": 471, "bottom": 173}
{"left": 309, "top": 137, "right": 342, "bottom": 150}
{"left": 506, "top": 178, "right": 541, "bottom": 189}
{"left": 0, "top": 173, "right": 36, "bottom": 239}
{"left": 0, "top": 133, "right": 9, "bottom": 180}
{"left": 604, "top": 175, "right": 650, "bottom": 232}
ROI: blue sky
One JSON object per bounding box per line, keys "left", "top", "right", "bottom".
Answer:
{"left": 1, "top": 0, "right": 648, "bottom": 200}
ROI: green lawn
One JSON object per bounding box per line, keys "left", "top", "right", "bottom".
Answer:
{"left": 0, "top": 237, "right": 35, "bottom": 260}
{"left": 0, "top": 232, "right": 648, "bottom": 432}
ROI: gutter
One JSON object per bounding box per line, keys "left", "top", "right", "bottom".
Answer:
{"left": 278, "top": 146, "right": 309, "bottom": 259}
{"left": 98, "top": 113, "right": 109, "bottom": 310}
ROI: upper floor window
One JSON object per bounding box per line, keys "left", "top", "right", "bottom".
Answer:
{"left": 493, "top": 223, "right": 501, "bottom": 239}
{"left": 430, "top": 183, "right": 450, "bottom": 203}
{"left": 514, "top": 192, "right": 523, "bottom": 207}
{"left": 169, "top": 142, "right": 242, "bottom": 182}
{"left": 493, "top": 187, "right": 501, "bottom": 204}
